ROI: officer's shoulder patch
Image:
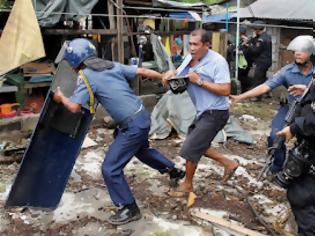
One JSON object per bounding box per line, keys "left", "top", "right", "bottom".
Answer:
{"left": 311, "top": 101, "right": 315, "bottom": 112}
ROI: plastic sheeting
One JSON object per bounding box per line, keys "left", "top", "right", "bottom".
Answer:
{"left": 150, "top": 34, "right": 175, "bottom": 72}
{"left": 0, "top": 0, "right": 45, "bottom": 76}
{"left": 153, "top": 0, "right": 205, "bottom": 8}
{"left": 150, "top": 91, "right": 254, "bottom": 144}
{"left": 33, "top": 0, "right": 98, "bottom": 27}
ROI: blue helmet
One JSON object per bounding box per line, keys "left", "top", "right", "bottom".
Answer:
{"left": 64, "top": 38, "right": 97, "bottom": 69}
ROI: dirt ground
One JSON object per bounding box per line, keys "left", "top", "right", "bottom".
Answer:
{"left": 0, "top": 98, "right": 298, "bottom": 236}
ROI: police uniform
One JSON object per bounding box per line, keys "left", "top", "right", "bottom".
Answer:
{"left": 70, "top": 62, "right": 176, "bottom": 207}
{"left": 238, "top": 36, "right": 253, "bottom": 92}
{"left": 248, "top": 31, "right": 272, "bottom": 87}
{"left": 286, "top": 78, "right": 315, "bottom": 236}
{"left": 265, "top": 63, "right": 313, "bottom": 172}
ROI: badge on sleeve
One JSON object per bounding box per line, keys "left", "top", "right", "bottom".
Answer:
{"left": 256, "top": 39, "right": 263, "bottom": 47}
{"left": 311, "top": 100, "right": 315, "bottom": 112}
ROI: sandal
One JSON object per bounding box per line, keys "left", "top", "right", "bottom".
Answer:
{"left": 167, "top": 186, "right": 191, "bottom": 198}
{"left": 223, "top": 160, "right": 239, "bottom": 182}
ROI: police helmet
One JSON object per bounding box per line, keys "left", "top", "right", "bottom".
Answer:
{"left": 64, "top": 38, "right": 97, "bottom": 69}
{"left": 250, "top": 20, "right": 265, "bottom": 30}
{"left": 287, "top": 35, "right": 315, "bottom": 55}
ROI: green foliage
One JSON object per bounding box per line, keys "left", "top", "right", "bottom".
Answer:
{"left": 0, "top": 0, "right": 13, "bottom": 9}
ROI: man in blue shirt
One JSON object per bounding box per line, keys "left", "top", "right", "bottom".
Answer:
{"left": 231, "top": 35, "right": 315, "bottom": 176}
{"left": 53, "top": 38, "right": 184, "bottom": 225}
{"left": 163, "top": 29, "right": 239, "bottom": 196}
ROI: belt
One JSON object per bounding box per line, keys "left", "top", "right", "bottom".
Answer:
{"left": 204, "top": 109, "right": 228, "bottom": 114}
{"left": 118, "top": 105, "right": 145, "bottom": 128}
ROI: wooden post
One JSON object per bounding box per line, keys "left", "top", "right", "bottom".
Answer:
{"left": 212, "top": 31, "right": 228, "bottom": 58}
{"left": 219, "top": 31, "right": 228, "bottom": 58}
{"left": 123, "top": 12, "right": 136, "bottom": 57}
{"left": 212, "top": 32, "right": 221, "bottom": 53}
{"left": 107, "top": 0, "right": 116, "bottom": 61}
{"left": 116, "top": 0, "right": 124, "bottom": 63}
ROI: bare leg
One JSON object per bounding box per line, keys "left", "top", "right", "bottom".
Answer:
{"left": 168, "top": 160, "right": 196, "bottom": 196}
{"left": 205, "top": 148, "right": 239, "bottom": 181}
{"left": 181, "top": 160, "right": 197, "bottom": 191}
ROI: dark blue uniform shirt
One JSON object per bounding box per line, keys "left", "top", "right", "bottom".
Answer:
{"left": 70, "top": 63, "right": 142, "bottom": 123}
{"left": 265, "top": 63, "right": 314, "bottom": 103}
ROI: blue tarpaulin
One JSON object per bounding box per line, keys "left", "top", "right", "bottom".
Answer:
{"left": 203, "top": 12, "right": 236, "bottom": 23}
{"left": 169, "top": 12, "right": 195, "bottom": 21}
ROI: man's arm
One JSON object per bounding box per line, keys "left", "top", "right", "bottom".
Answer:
{"left": 203, "top": 81, "right": 230, "bottom": 96}
{"left": 136, "top": 68, "right": 162, "bottom": 81}
{"left": 290, "top": 113, "right": 315, "bottom": 138}
{"left": 53, "top": 87, "right": 81, "bottom": 113}
{"left": 187, "top": 71, "right": 230, "bottom": 96}
{"left": 230, "top": 84, "right": 271, "bottom": 103}
{"left": 277, "top": 113, "right": 315, "bottom": 143}
{"left": 248, "top": 38, "right": 264, "bottom": 56}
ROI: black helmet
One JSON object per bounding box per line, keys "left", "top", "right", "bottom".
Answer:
{"left": 251, "top": 20, "right": 265, "bottom": 30}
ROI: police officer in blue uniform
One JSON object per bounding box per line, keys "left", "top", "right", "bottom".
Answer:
{"left": 276, "top": 77, "right": 315, "bottom": 236}
{"left": 53, "top": 38, "right": 184, "bottom": 225}
{"left": 231, "top": 35, "right": 315, "bottom": 174}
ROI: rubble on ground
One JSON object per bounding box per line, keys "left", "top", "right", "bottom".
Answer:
{"left": 0, "top": 100, "right": 297, "bottom": 235}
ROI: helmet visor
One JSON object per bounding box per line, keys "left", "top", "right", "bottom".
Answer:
{"left": 54, "top": 41, "right": 69, "bottom": 64}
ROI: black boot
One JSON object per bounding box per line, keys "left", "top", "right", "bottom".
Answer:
{"left": 169, "top": 168, "right": 185, "bottom": 187}
{"left": 108, "top": 202, "right": 141, "bottom": 225}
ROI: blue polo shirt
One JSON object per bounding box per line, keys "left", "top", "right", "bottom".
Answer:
{"left": 70, "top": 63, "right": 142, "bottom": 123}
{"left": 265, "top": 63, "right": 314, "bottom": 103}
{"left": 176, "top": 50, "right": 230, "bottom": 116}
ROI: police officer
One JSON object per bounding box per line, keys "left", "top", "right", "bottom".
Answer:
{"left": 277, "top": 77, "right": 315, "bottom": 236}
{"left": 53, "top": 38, "right": 184, "bottom": 225}
{"left": 231, "top": 35, "right": 315, "bottom": 175}
{"left": 247, "top": 20, "right": 272, "bottom": 89}
{"left": 238, "top": 26, "right": 254, "bottom": 92}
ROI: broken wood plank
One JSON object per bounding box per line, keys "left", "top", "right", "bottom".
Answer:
{"left": 192, "top": 211, "right": 267, "bottom": 236}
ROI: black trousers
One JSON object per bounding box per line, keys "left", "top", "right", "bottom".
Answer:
{"left": 287, "top": 175, "right": 315, "bottom": 236}
{"left": 238, "top": 67, "right": 251, "bottom": 92}
{"left": 253, "top": 63, "right": 271, "bottom": 87}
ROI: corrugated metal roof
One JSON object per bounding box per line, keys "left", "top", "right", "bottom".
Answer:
{"left": 239, "top": 0, "right": 315, "bottom": 21}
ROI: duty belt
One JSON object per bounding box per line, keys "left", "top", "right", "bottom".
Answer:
{"left": 118, "top": 105, "right": 145, "bottom": 128}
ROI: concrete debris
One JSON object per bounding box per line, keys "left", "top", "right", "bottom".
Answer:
{"left": 0, "top": 100, "right": 297, "bottom": 235}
